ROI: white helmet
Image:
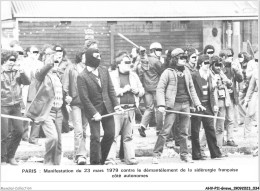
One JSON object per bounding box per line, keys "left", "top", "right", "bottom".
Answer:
{"left": 149, "top": 42, "right": 162, "bottom": 50}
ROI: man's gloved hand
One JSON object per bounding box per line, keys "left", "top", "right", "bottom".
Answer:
{"left": 65, "top": 96, "right": 72, "bottom": 104}
{"left": 196, "top": 105, "right": 206, "bottom": 112}
{"left": 131, "top": 47, "right": 138, "bottom": 59}
{"left": 243, "top": 101, "right": 249, "bottom": 108}
{"left": 92, "top": 112, "right": 102, "bottom": 121}
{"left": 131, "top": 87, "right": 139, "bottom": 95}
{"left": 190, "top": 107, "right": 196, "bottom": 113}
{"left": 213, "top": 105, "right": 219, "bottom": 113}
{"left": 114, "top": 105, "right": 124, "bottom": 115}
{"left": 66, "top": 104, "right": 72, "bottom": 113}
{"left": 158, "top": 106, "right": 166, "bottom": 113}
{"left": 123, "top": 85, "right": 132, "bottom": 93}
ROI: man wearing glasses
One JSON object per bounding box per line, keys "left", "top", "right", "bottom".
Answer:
{"left": 107, "top": 51, "right": 144, "bottom": 165}
{"left": 52, "top": 45, "right": 73, "bottom": 134}
{"left": 219, "top": 49, "right": 243, "bottom": 147}
{"left": 1, "top": 50, "right": 30, "bottom": 165}
{"left": 21, "top": 46, "right": 44, "bottom": 145}
{"left": 190, "top": 54, "right": 222, "bottom": 160}
{"left": 137, "top": 42, "right": 164, "bottom": 137}
{"left": 26, "top": 49, "right": 65, "bottom": 165}
{"left": 152, "top": 48, "right": 205, "bottom": 164}
{"left": 204, "top": 45, "right": 215, "bottom": 59}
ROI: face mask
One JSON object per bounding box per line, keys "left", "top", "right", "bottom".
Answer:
{"left": 88, "top": 57, "right": 100, "bottom": 68}
{"left": 85, "top": 48, "right": 101, "bottom": 69}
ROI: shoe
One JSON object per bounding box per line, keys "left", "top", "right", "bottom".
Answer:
{"left": 22, "top": 138, "right": 29, "bottom": 142}
{"left": 181, "top": 157, "right": 194, "bottom": 163}
{"left": 223, "top": 140, "right": 227, "bottom": 146}
{"left": 77, "top": 156, "right": 86, "bottom": 165}
{"left": 156, "top": 131, "right": 160, "bottom": 136}
{"left": 226, "top": 140, "right": 238, "bottom": 147}
{"left": 252, "top": 149, "right": 258, "bottom": 157}
{"left": 192, "top": 156, "right": 207, "bottom": 160}
{"left": 104, "top": 160, "right": 117, "bottom": 165}
{"left": 211, "top": 155, "right": 224, "bottom": 160}
{"left": 152, "top": 157, "right": 159, "bottom": 164}
{"left": 8, "top": 158, "right": 18, "bottom": 165}
{"left": 127, "top": 159, "right": 139, "bottom": 165}
{"left": 138, "top": 126, "right": 146, "bottom": 137}
{"left": 175, "top": 142, "right": 180, "bottom": 147}
{"left": 29, "top": 141, "right": 42, "bottom": 146}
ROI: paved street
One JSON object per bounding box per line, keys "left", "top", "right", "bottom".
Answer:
{"left": 7, "top": 153, "right": 259, "bottom": 166}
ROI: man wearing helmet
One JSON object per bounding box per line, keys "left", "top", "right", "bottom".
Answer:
{"left": 137, "top": 42, "right": 165, "bottom": 137}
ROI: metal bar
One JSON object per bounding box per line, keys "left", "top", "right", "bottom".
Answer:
{"left": 165, "top": 110, "right": 225, "bottom": 120}
{"left": 1, "top": 114, "right": 32, "bottom": 122}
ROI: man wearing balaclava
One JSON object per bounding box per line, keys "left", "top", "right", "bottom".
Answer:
{"left": 77, "top": 48, "right": 123, "bottom": 165}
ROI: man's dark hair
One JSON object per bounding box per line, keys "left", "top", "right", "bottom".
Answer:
{"left": 52, "top": 44, "right": 66, "bottom": 57}
{"left": 1, "top": 50, "right": 18, "bottom": 65}
{"left": 164, "top": 49, "right": 173, "bottom": 69}
{"left": 75, "top": 49, "right": 85, "bottom": 64}
{"left": 197, "top": 54, "right": 210, "bottom": 69}
{"left": 111, "top": 51, "right": 129, "bottom": 70}
{"left": 39, "top": 44, "right": 53, "bottom": 61}
{"left": 203, "top": 45, "right": 215, "bottom": 54}
{"left": 238, "top": 52, "right": 252, "bottom": 63}
{"left": 219, "top": 49, "right": 232, "bottom": 59}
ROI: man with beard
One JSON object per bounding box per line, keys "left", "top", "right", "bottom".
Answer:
{"left": 77, "top": 48, "right": 123, "bottom": 165}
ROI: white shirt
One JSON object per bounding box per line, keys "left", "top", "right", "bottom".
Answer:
{"left": 86, "top": 66, "right": 101, "bottom": 87}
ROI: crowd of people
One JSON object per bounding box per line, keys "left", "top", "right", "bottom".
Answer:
{"left": 1, "top": 38, "right": 258, "bottom": 165}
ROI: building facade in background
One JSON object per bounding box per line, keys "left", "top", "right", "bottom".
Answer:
{"left": 1, "top": 1, "right": 258, "bottom": 65}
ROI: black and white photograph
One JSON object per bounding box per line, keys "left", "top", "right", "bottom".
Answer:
{"left": 1, "top": 1, "right": 259, "bottom": 190}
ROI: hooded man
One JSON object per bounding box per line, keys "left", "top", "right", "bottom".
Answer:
{"left": 77, "top": 48, "right": 123, "bottom": 165}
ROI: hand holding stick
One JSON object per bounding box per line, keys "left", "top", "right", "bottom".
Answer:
{"left": 91, "top": 108, "right": 135, "bottom": 121}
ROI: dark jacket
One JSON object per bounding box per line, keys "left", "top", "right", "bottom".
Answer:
{"left": 1, "top": 65, "right": 30, "bottom": 106}
{"left": 77, "top": 66, "right": 119, "bottom": 119}
{"left": 137, "top": 54, "right": 164, "bottom": 92}
{"left": 222, "top": 61, "right": 243, "bottom": 105}
{"left": 63, "top": 64, "right": 83, "bottom": 106}
{"left": 191, "top": 71, "right": 217, "bottom": 114}
{"left": 26, "top": 63, "right": 56, "bottom": 122}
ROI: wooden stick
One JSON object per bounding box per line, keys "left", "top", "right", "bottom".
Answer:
{"left": 117, "top": 33, "right": 139, "bottom": 48}
{"left": 165, "top": 110, "right": 225, "bottom": 120}
{"left": 1, "top": 114, "right": 32, "bottom": 122}
{"left": 92, "top": 108, "right": 135, "bottom": 121}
